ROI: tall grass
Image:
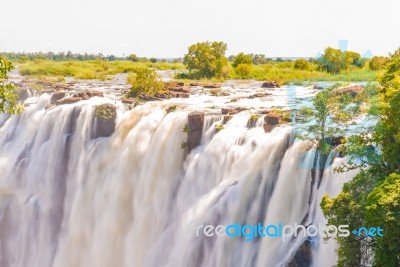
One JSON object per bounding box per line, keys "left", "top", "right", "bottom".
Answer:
{"left": 19, "top": 60, "right": 185, "bottom": 80}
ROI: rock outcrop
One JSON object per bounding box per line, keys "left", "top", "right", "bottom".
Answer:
{"left": 263, "top": 111, "right": 290, "bottom": 133}
{"left": 261, "top": 81, "right": 280, "bottom": 88}
{"left": 56, "top": 97, "right": 82, "bottom": 105}
{"left": 187, "top": 112, "right": 205, "bottom": 152}
{"left": 51, "top": 92, "right": 66, "bottom": 104}
{"left": 334, "top": 84, "right": 364, "bottom": 97}
{"left": 91, "top": 104, "right": 117, "bottom": 139}
{"left": 287, "top": 239, "right": 312, "bottom": 267}
{"left": 221, "top": 107, "right": 249, "bottom": 115}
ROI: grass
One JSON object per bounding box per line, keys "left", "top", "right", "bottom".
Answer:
{"left": 228, "top": 62, "right": 378, "bottom": 84}
{"left": 17, "top": 59, "right": 378, "bottom": 84}
{"left": 18, "top": 60, "right": 185, "bottom": 80}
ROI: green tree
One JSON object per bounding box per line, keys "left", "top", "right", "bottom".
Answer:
{"left": 232, "top": 52, "right": 252, "bottom": 68}
{"left": 0, "top": 57, "right": 21, "bottom": 114}
{"left": 319, "top": 47, "right": 342, "bottom": 74}
{"left": 322, "top": 50, "right": 400, "bottom": 267}
{"left": 294, "top": 58, "right": 311, "bottom": 70}
{"left": 183, "top": 41, "right": 229, "bottom": 79}
{"left": 127, "top": 68, "right": 163, "bottom": 97}
{"left": 128, "top": 54, "right": 139, "bottom": 62}
{"left": 234, "top": 64, "right": 252, "bottom": 79}
{"left": 369, "top": 56, "right": 388, "bottom": 71}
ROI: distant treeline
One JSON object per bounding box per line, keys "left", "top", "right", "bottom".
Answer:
{"left": 0, "top": 51, "right": 183, "bottom": 63}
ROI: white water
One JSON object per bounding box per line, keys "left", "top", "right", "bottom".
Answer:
{"left": 0, "top": 89, "right": 356, "bottom": 267}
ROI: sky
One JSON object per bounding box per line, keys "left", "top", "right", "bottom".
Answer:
{"left": 1, "top": 0, "right": 400, "bottom": 58}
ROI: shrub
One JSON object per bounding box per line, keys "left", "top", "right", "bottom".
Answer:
{"left": 294, "top": 58, "right": 310, "bottom": 70}
{"left": 369, "top": 56, "right": 388, "bottom": 70}
{"left": 235, "top": 64, "right": 252, "bottom": 78}
{"left": 232, "top": 53, "right": 252, "bottom": 68}
{"left": 127, "top": 68, "right": 163, "bottom": 97}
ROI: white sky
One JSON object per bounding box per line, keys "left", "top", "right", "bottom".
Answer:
{"left": 1, "top": 0, "right": 399, "bottom": 58}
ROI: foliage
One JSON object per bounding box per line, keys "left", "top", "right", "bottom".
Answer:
{"left": 0, "top": 57, "right": 22, "bottom": 114}
{"left": 19, "top": 60, "right": 185, "bottom": 80}
{"left": 318, "top": 47, "right": 363, "bottom": 74}
{"left": 251, "top": 54, "right": 268, "bottom": 65}
{"left": 369, "top": 56, "right": 388, "bottom": 71}
{"left": 322, "top": 49, "right": 400, "bottom": 266}
{"left": 94, "top": 104, "right": 116, "bottom": 120}
{"left": 127, "top": 54, "right": 139, "bottom": 62}
{"left": 294, "top": 58, "right": 311, "bottom": 70}
{"left": 183, "top": 41, "right": 229, "bottom": 79}
{"left": 234, "top": 64, "right": 252, "bottom": 79}
{"left": 232, "top": 53, "right": 252, "bottom": 68}
{"left": 127, "top": 68, "right": 164, "bottom": 97}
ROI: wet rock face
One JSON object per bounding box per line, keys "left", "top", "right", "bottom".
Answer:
{"left": 261, "top": 81, "right": 280, "bottom": 88}
{"left": 187, "top": 112, "right": 205, "bottom": 152}
{"left": 56, "top": 97, "right": 82, "bottom": 105}
{"left": 91, "top": 104, "right": 117, "bottom": 139}
{"left": 18, "top": 88, "right": 31, "bottom": 101}
{"left": 263, "top": 113, "right": 281, "bottom": 133}
{"left": 51, "top": 92, "right": 66, "bottom": 104}
{"left": 287, "top": 240, "right": 312, "bottom": 267}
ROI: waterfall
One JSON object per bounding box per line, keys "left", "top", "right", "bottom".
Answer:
{"left": 0, "top": 95, "right": 356, "bottom": 267}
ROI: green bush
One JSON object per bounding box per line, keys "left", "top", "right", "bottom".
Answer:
{"left": 232, "top": 53, "right": 252, "bottom": 68}
{"left": 294, "top": 58, "right": 311, "bottom": 70}
{"left": 234, "top": 64, "right": 252, "bottom": 79}
{"left": 127, "top": 68, "right": 164, "bottom": 97}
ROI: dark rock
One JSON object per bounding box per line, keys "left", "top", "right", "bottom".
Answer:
{"left": 56, "top": 97, "right": 82, "bottom": 105}
{"left": 51, "top": 92, "right": 66, "bottom": 104}
{"left": 287, "top": 239, "right": 312, "bottom": 267}
{"left": 313, "top": 84, "right": 323, "bottom": 90}
{"left": 248, "top": 92, "right": 272, "bottom": 99}
{"left": 18, "top": 88, "right": 31, "bottom": 101}
{"left": 203, "top": 84, "right": 220, "bottom": 89}
{"left": 221, "top": 107, "right": 249, "bottom": 115}
{"left": 187, "top": 112, "right": 205, "bottom": 152}
{"left": 189, "top": 82, "right": 202, "bottom": 87}
{"left": 263, "top": 113, "right": 281, "bottom": 133}
{"left": 86, "top": 90, "right": 104, "bottom": 98}
{"left": 91, "top": 104, "right": 117, "bottom": 138}
{"left": 264, "top": 113, "right": 281, "bottom": 125}
{"left": 261, "top": 81, "right": 280, "bottom": 88}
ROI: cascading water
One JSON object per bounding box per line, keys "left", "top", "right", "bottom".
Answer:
{"left": 0, "top": 85, "right": 357, "bottom": 267}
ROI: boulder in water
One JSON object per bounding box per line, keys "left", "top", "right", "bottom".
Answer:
{"left": 56, "top": 97, "right": 82, "bottom": 105}
{"left": 261, "top": 81, "right": 280, "bottom": 88}
{"left": 187, "top": 111, "right": 205, "bottom": 152}
{"left": 91, "top": 104, "right": 117, "bottom": 138}
{"left": 51, "top": 92, "right": 66, "bottom": 104}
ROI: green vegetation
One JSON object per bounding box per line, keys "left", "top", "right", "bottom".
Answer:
{"left": 18, "top": 60, "right": 184, "bottom": 80}
{"left": 183, "top": 41, "right": 229, "bottom": 79}
{"left": 317, "top": 47, "right": 363, "bottom": 74}
{"left": 94, "top": 104, "right": 117, "bottom": 120}
{"left": 0, "top": 57, "right": 22, "bottom": 114}
{"left": 321, "top": 49, "right": 400, "bottom": 266}
{"left": 214, "top": 124, "right": 224, "bottom": 132}
{"left": 127, "top": 68, "right": 164, "bottom": 97}
{"left": 369, "top": 56, "right": 388, "bottom": 71}
{"left": 232, "top": 53, "right": 252, "bottom": 68}
{"left": 294, "top": 58, "right": 311, "bottom": 70}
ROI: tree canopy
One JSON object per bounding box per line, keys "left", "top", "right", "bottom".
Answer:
{"left": 183, "top": 41, "right": 229, "bottom": 79}
{"left": 0, "top": 57, "right": 21, "bottom": 114}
